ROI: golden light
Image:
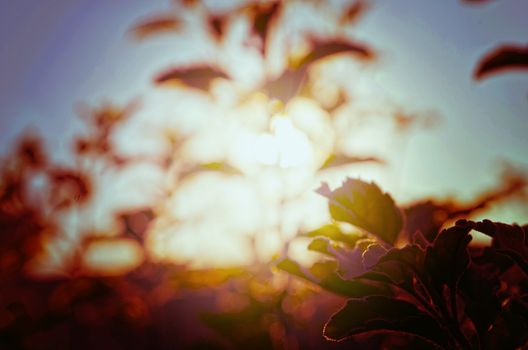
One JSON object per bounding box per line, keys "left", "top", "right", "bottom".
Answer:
{"left": 81, "top": 238, "right": 145, "bottom": 276}
{"left": 251, "top": 114, "right": 314, "bottom": 169}
{"left": 271, "top": 115, "right": 313, "bottom": 168}
{"left": 145, "top": 107, "right": 326, "bottom": 268}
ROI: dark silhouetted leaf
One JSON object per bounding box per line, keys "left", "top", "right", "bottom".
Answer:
{"left": 425, "top": 221, "right": 473, "bottom": 290}
{"left": 483, "top": 298, "right": 528, "bottom": 349}
{"left": 361, "top": 245, "right": 425, "bottom": 296}
{"left": 474, "top": 44, "right": 528, "bottom": 80}
{"left": 403, "top": 201, "right": 450, "bottom": 243}
{"left": 298, "top": 37, "right": 374, "bottom": 68}
{"left": 323, "top": 296, "right": 448, "bottom": 347}
{"left": 16, "top": 133, "right": 47, "bottom": 170}
{"left": 340, "top": 0, "right": 369, "bottom": 25}
{"left": 250, "top": 1, "right": 280, "bottom": 56}
{"left": 155, "top": 65, "right": 230, "bottom": 91}
{"left": 129, "top": 15, "right": 181, "bottom": 40}
{"left": 458, "top": 263, "right": 501, "bottom": 343}
{"left": 471, "top": 219, "right": 528, "bottom": 276}
{"left": 208, "top": 15, "right": 228, "bottom": 41}
{"left": 317, "top": 178, "right": 403, "bottom": 245}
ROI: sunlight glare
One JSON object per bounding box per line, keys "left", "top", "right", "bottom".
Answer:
{"left": 271, "top": 115, "right": 313, "bottom": 168}
{"left": 242, "top": 113, "right": 314, "bottom": 169}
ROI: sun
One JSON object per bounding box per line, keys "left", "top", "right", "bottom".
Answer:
{"left": 239, "top": 113, "right": 315, "bottom": 170}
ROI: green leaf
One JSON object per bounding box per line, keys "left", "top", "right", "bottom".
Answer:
{"left": 319, "top": 153, "right": 383, "bottom": 171}
{"left": 179, "top": 161, "right": 242, "bottom": 180}
{"left": 324, "top": 296, "right": 448, "bottom": 347}
{"left": 307, "top": 238, "right": 370, "bottom": 279}
{"left": 317, "top": 178, "right": 403, "bottom": 245}
{"left": 303, "top": 224, "right": 364, "bottom": 248}
{"left": 276, "top": 258, "right": 387, "bottom": 298}
{"left": 307, "top": 237, "right": 334, "bottom": 256}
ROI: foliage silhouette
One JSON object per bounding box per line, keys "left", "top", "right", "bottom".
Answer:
{"left": 474, "top": 44, "right": 528, "bottom": 80}
{"left": 1, "top": 1, "right": 527, "bottom": 350}
{"left": 281, "top": 180, "right": 528, "bottom": 349}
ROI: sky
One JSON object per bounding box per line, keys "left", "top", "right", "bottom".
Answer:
{"left": 1, "top": 0, "right": 527, "bottom": 268}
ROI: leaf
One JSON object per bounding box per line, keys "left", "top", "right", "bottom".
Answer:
{"left": 256, "top": 36, "right": 373, "bottom": 105}
{"left": 49, "top": 169, "right": 92, "bottom": 209}
{"left": 471, "top": 219, "right": 528, "bottom": 276}
{"left": 307, "top": 237, "right": 334, "bottom": 256}
{"left": 297, "top": 37, "right": 374, "bottom": 68}
{"left": 276, "top": 258, "right": 388, "bottom": 298}
{"left": 155, "top": 65, "right": 230, "bottom": 91}
{"left": 458, "top": 263, "right": 501, "bottom": 342}
{"left": 249, "top": 1, "right": 281, "bottom": 55}
{"left": 317, "top": 178, "right": 403, "bottom": 245}
{"left": 483, "top": 298, "right": 528, "bottom": 349}
{"left": 365, "top": 245, "right": 425, "bottom": 293}
{"left": 425, "top": 221, "right": 473, "bottom": 290}
{"left": 129, "top": 15, "right": 181, "bottom": 40}
{"left": 340, "top": 0, "right": 369, "bottom": 25}
{"left": 118, "top": 208, "right": 154, "bottom": 241}
{"left": 323, "top": 296, "right": 448, "bottom": 347}
{"left": 474, "top": 44, "right": 528, "bottom": 80}
{"left": 308, "top": 238, "right": 369, "bottom": 279}
{"left": 361, "top": 243, "right": 388, "bottom": 270}
{"left": 403, "top": 201, "right": 450, "bottom": 243}
{"left": 303, "top": 224, "right": 364, "bottom": 248}
{"left": 259, "top": 66, "right": 309, "bottom": 104}
{"left": 16, "top": 133, "right": 48, "bottom": 170}
{"left": 208, "top": 16, "right": 224, "bottom": 40}
{"left": 319, "top": 153, "right": 384, "bottom": 171}
{"left": 179, "top": 161, "right": 242, "bottom": 180}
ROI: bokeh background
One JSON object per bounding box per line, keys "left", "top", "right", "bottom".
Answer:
{"left": 1, "top": 1, "right": 528, "bottom": 348}
{"left": 2, "top": 0, "right": 527, "bottom": 269}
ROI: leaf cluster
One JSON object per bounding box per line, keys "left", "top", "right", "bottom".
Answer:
{"left": 280, "top": 178, "right": 528, "bottom": 349}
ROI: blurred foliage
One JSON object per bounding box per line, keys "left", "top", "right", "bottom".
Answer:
{"left": 1, "top": 0, "right": 527, "bottom": 349}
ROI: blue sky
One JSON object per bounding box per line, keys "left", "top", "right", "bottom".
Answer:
{"left": 1, "top": 0, "right": 527, "bottom": 210}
